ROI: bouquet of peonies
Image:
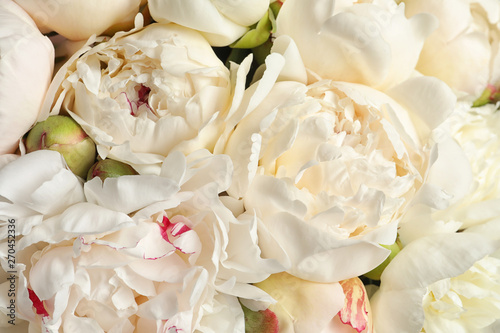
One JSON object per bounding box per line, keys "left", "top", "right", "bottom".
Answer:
{"left": 1, "top": 0, "right": 500, "bottom": 332}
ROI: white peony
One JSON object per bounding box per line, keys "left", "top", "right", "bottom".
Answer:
{"left": 397, "top": 100, "right": 500, "bottom": 244}
{"left": 402, "top": 0, "right": 500, "bottom": 95}
{"left": 0, "top": 0, "right": 54, "bottom": 154}
{"left": 370, "top": 232, "right": 500, "bottom": 333}
{"left": 43, "top": 19, "right": 232, "bottom": 174}
{"left": 217, "top": 48, "right": 464, "bottom": 282}
{"left": 431, "top": 102, "right": 500, "bottom": 230}
{"left": 421, "top": 253, "right": 500, "bottom": 333}
{"left": 275, "top": 0, "right": 437, "bottom": 89}
{"left": 13, "top": 0, "right": 147, "bottom": 41}
{"left": 148, "top": 0, "right": 271, "bottom": 46}
{"left": 0, "top": 150, "right": 283, "bottom": 332}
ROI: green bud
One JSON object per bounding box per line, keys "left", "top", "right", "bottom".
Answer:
{"left": 26, "top": 115, "right": 96, "bottom": 178}
{"left": 242, "top": 303, "right": 279, "bottom": 333}
{"left": 363, "top": 241, "right": 402, "bottom": 281}
{"left": 87, "top": 159, "right": 139, "bottom": 182}
{"left": 472, "top": 84, "right": 499, "bottom": 108}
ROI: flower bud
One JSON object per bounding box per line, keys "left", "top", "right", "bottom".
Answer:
{"left": 472, "top": 84, "right": 500, "bottom": 107}
{"left": 87, "top": 159, "right": 139, "bottom": 182}
{"left": 242, "top": 303, "right": 279, "bottom": 333}
{"left": 363, "top": 241, "right": 402, "bottom": 281}
{"left": 25, "top": 115, "right": 96, "bottom": 178}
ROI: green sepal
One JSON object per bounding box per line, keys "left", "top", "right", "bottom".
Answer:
{"left": 472, "top": 85, "right": 500, "bottom": 108}
{"left": 231, "top": 10, "right": 272, "bottom": 49}
{"left": 242, "top": 303, "right": 279, "bottom": 333}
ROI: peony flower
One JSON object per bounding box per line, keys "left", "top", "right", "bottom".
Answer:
{"left": 421, "top": 253, "right": 500, "bottom": 332}
{"left": 148, "top": 0, "right": 271, "bottom": 46}
{"left": 253, "top": 273, "right": 372, "bottom": 333}
{"left": 13, "top": 0, "right": 147, "bottom": 41}
{"left": 425, "top": 102, "right": 500, "bottom": 231}
{"left": 43, "top": 19, "right": 232, "bottom": 174}
{"left": 397, "top": 99, "right": 500, "bottom": 244}
{"left": 0, "top": 0, "right": 54, "bottom": 154}
{"left": 217, "top": 47, "right": 463, "bottom": 282}
{"left": 370, "top": 232, "right": 499, "bottom": 333}
{"left": 1, "top": 150, "right": 283, "bottom": 332}
{"left": 275, "top": 0, "right": 437, "bottom": 89}
{"left": 402, "top": 0, "right": 500, "bottom": 95}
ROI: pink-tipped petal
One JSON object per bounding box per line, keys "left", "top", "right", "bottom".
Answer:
{"left": 338, "top": 278, "right": 369, "bottom": 333}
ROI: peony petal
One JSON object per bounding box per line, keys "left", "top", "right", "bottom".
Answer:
{"left": 263, "top": 211, "right": 390, "bottom": 282}
{"left": 0, "top": 0, "right": 54, "bottom": 154}
{"left": 84, "top": 175, "right": 180, "bottom": 214}
{"left": 412, "top": 137, "right": 473, "bottom": 209}
{"left": 276, "top": 0, "right": 436, "bottom": 88}
{"left": 338, "top": 277, "right": 370, "bottom": 333}
{"left": 13, "top": 0, "right": 144, "bottom": 40}
{"left": 0, "top": 150, "right": 80, "bottom": 207}
{"left": 60, "top": 203, "right": 134, "bottom": 235}
{"left": 387, "top": 76, "right": 457, "bottom": 138}
{"left": 256, "top": 272, "right": 345, "bottom": 333}
{"left": 30, "top": 246, "right": 74, "bottom": 301}
{"left": 62, "top": 315, "right": 105, "bottom": 333}
{"left": 271, "top": 35, "right": 308, "bottom": 84}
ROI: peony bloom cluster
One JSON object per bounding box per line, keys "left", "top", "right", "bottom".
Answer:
{"left": 1, "top": 0, "right": 500, "bottom": 332}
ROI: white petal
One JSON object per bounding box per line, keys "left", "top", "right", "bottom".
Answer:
{"left": 60, "top": 203, "right": 134, "bottom": 234}
{"left": 387, "top": 76, "right": 457, "bottom": 139}
{"left": 256, "top": 273, "right": 345, "bottom": 333}
{"left": 84, "top": 175, "right": 180, "bottom": 214}
{"left": 30, "top": 246, "right": 74, "bottom": 301}
{"left": 264, "top": 212, "right": 390, "bottom": 282}
{"left": 0, "top": 0, "right": 54, "bottom": 153}
{"left": 13, "top": 0, "right": 143, "bottom": 40}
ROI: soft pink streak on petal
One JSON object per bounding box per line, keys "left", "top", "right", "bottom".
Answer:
{"left": 338, "top": 277, "right": 369, "bottom": 333}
